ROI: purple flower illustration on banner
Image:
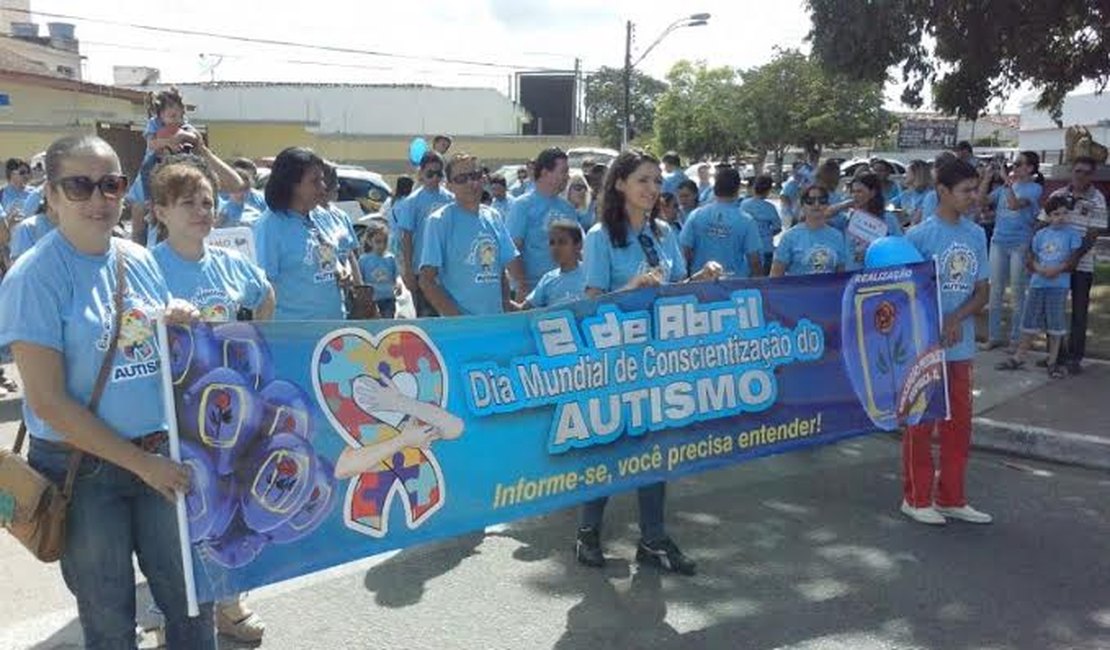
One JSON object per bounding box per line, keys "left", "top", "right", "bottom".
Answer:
{"left": 873, "top": 300, "right": 907, "bottom": 402}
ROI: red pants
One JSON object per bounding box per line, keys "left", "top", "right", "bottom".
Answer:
{"left": 902, "top": 360, "right": 972, "bottom": 508}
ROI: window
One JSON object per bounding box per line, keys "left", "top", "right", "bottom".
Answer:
{"left": 56, "top": 65, "right": 75, "bottom": 78}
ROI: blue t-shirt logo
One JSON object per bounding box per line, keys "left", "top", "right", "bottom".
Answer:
{"left": 940, "top": 242, "right": 976, "bottom": 292}
{"left": 305, "top": 239, "right": 338, "bottom": 283}
{"left": 100, "top": 302, "right": 161, "bottom": 382}
{"left": 193, "top": 287, "right": 235, "bottom": 322}
{"left": 707, "top": 213, "right": 730, "bottom": 239}
{"left": 807, "top": 245, "right": 834, "bottom": 273}
{"left": 466, "top": 234, "right": 501, "bottom": 283}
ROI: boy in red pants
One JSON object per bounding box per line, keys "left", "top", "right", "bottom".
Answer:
{"left": 902, "top": 158, "right": 992, "bottom": 525}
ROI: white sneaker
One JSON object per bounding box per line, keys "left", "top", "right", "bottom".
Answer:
{"left": 934, "top": 504, "right": 993, "bottom": 524}
{"left": 901, "top": 500, "right": 947, "bottom": 525}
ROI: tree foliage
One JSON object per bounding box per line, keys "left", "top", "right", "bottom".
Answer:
{"left": 652, "top": 61, "right": 747, "bottom": 159}
{"left": 651, "top": 51, "right": 891, "bottom": 164}
{"left": 584, "top": 66, "right": 668, "bottom": 149}
{"left": 805, "top": 0, "right": 1110, "bottom": 121}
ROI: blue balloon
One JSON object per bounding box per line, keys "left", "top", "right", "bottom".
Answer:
{"left": 864, "top": 236, "right": 924, "bottom": 269}
{"left": 408, "top": 138, "right": 428, "bottom": 167}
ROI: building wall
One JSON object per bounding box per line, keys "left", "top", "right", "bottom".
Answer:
{"left": 1020, "top": 92, "right": 1110, "bottom": 156}
{"left": 205, "top": 122, "right": 601, "bottom": 173}
{"left": 156, "top": 84, "right": 530, "bottom": 137}
{"left": 0, "top": 77, "right": 146, "bottom": 157}
{"left": 0, "top": 35, "right": 81, "bottom": 79}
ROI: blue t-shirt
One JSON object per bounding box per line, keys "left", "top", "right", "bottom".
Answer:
{"left": 218, "top": 199, "right": 262, "bottom": 228}
{"left": 526, "top": 265, "right": 587, "bottom": 308}
{"left": 843, "top": 209, "right": 904, "bottom": 271}
{"left": 254, "top": 209, "right": 345, "bottom": 320}
{"left": 661, "top": 169, "right": 688, "bottom": 197}
{"left": 896, "top": 188, "right": 931, "bottom": 224}
{"left": 679, "top": 201, "right": 763, "bottom": 277}
{"left": 420, "top": 203, "right": 519, "bottom": 316}
{"left": 319, "top": 204, "right": 360, "bottom": 259}
{"left": 394, "top": 186, "right": 455, "bottom": 269}
{"left": 509, "top": 180, "right": 534, "bottom": 198}
{"left": 740, "top": 197, "right": 783, "bottom": 253}
{"left": 1, "top": 184, "right": 30, "bottom": 214}
{"left": 21, "top": 185, "right": 44, "bottom": 217}
{"left": 246, "top": 188, "right": 268, "bottom": 213}
{"left": 906, "top": 216, "right": 989, "bottom": 362}
{"left": 0, "top": 234, "right": 170, "bottom": 441}
{"left": 1028, "top": 225, "right": 1083, "bottom": 289}
{"left": 584, "top": 220, "right": 687, "bottom": 292}
{"left": 507, "top": 190, "right": 585, "bottom": 288}
{"left": 10, "top": 213, "right": 56, "bottom": 260}
{"left": 990, "top": 181, "right": 1044, "bottom": 248}
{"left": 773, "top": 224, "right": 848, "bottom": 276}
{"left": 921, "top": 189, "right": 939, "bottom": 220}
{"left": 152, "top": 242, "right": 269, "bottom": 321}
{"left": 826, "top": 190, "right": 852, "bottom": 230}
{"left": 358, "top": 251, "right": 398, "bottom": 302}
{"left": 490, "top": 195, "right": 515, "bottom": 221}
{"left": 698, "top": 184, "right": 714, "bottom": 205}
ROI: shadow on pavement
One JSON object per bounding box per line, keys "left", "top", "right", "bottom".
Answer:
{"left": 362, "top": 531, "right": 485, "bottom": 608}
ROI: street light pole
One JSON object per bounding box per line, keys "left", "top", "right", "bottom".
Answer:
{"left": 620, "top": 13, "right": 710, "bottom": 150}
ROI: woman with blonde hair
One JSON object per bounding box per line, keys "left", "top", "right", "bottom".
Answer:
{"left": 563, "top": 170, "right": 594, "bottom": 228}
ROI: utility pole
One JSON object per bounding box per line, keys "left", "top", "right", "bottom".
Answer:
{"left": 573, "top": 57, "right": 581, "bottom": 137}
{"left": 622, "top": 20, "right": 632, "bottom": 150}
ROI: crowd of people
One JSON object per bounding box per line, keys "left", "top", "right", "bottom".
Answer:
{"left": 0, "top": 83, "right": 1106, "bottom": 648}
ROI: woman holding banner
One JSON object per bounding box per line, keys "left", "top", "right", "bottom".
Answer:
{"left": 0, "top": 134, "right": 215, "bottom": 648}
{"left": 576, "top": 150, "right": 721, "bottom": 576}
{"left": 148, "top": 153, "right": 272, "bottom": 642}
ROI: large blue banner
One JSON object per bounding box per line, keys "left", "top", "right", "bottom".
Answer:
{"left": 162, "top": 262, "right": 947, "bottom": 604}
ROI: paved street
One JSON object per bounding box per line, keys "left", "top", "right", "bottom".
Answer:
{"left": 2, "top": 389, "right": 1108, "bottom": 649}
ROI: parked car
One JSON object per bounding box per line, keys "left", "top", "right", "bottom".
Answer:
{"left": 567, "top": 147, "right": 618, "bottom": 171}
{"left": 254, "top": 166, "right": 392, "bottom": 224}
{"left": 840, "top": 157, "right": 907, "bottom": 177}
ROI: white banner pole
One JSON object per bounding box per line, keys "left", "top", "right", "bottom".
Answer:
{"left": 156, "top": 317, "right": 200, "bottom": 617}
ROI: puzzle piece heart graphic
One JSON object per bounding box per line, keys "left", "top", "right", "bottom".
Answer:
{"left": 312, "top": 326, "right": 450, "bottom": 538}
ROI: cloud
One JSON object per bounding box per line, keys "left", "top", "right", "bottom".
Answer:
{"left": 487, "top": 0, "right": 616, "bottom": 30}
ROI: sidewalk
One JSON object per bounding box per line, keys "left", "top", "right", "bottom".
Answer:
{"left": 971, "top": 348, "right": 1110, "bottom": 471}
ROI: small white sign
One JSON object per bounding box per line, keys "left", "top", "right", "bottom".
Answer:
{"left": 205, "top": 226, "right": 256, "bottom": 263}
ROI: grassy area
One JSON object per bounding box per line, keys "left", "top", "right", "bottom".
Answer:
{"left": 975, "top": 261, "right": 1110, "bottom": 360}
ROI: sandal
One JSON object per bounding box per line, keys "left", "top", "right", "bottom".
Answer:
{"left": 995, "top": 358, "right": 1025, "bottom": 371}
{"left": 1047, "top": 364, "right": 1066, "bottom": 379}
{"left": 216, "top": 598, "right": 266, "bottom": 643}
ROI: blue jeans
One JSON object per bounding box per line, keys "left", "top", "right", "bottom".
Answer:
{"left": 988, "top": 242, "right": 1030, "bottom": 343}
{"left": 580, "top": 482, "right": 666, "bottom": 542}
{"left": 29, "top": 437, "right": 215, "bottom": 650}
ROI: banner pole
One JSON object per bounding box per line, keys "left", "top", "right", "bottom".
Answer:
{"left": 932, "top": 258, "right": 952, "bottom": 419}
{"left": 156, "top": 317, "right": 200, "bottom": 617}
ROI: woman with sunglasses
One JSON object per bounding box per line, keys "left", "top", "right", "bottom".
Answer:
{"left": 576, "top": 150, "right": 721, "bottom": 576}
{"left": 0, "top": 134, "right": 215, "bottom": 648}
{"left": 254, "top": 147, "right": 355, "bottom": 320}
{"left": 842, "top": 172, "right": 904, "bottom": 271}
{"left": 564, "top": 171, "right": 594, "bottom": 229}
{"left": 770, "top": 185, "right": 848, "bottom": 277}
{"left": 979, "top": 151, "right": 1044, "bottom": 351}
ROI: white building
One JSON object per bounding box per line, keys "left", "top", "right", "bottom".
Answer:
{"left": 1, "top": 0, "right": 82, "bottom": 80}
{"left": 1019, "top": 92, "right": 1110, "bottom": 156}
{"left": 123, "top": 81, "right": 531, "bottom": 137}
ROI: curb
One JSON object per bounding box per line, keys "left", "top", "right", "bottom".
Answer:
{"left": 972, "top": 417, "right": 1110, "bottom": 471}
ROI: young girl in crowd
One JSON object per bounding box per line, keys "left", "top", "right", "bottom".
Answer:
{"left": 740, "top": 174, "right": 783, "bottom": 274}
{"left": 770, "top": 184, "right": 848, "bottom": 277}
{"left": 519, "top": 219, "right": 586, "bottom": 309}
{"left": 0, "top": 134, "right": 215, "bottom": 647}
{"left": 358, "top": 220, "right": 400, "bottom": 318}
{"left": 842, "top": 172, "right": 903, "bottom": 271}
{"left": 996, "top": 195, "right": 1084, "bottom": 378}
{"left": 576, "top": 150, "right": 722, "bottom": 576}
{"left": 138, "top": 87, "right": 198, "bottom": 201}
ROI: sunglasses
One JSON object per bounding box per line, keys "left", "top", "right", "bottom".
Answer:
{"left": 423, "top": 169, "right": 444, "bottom": 179}
{"left": 450, "top": 171, "right": 484, "bottom": 184}
{"left": 53, "top": 174, "right": 128, "bottom": 201}
{"left": 637, "top": 232, "right": 660, "bottom": 268}
{"left": 801, "top": 195, "right": 829, "bottom": 206}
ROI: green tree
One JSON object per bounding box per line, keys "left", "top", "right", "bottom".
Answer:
{"left": 805, "top": 0, "right": 1110, "bottom": 121}
{"left": 652, "top": 61, "right": 748, "bottom": 160}
{"left": 736, "top": 49, "right": 891, "bottom": 170}
{"left": 584, "top": 66, "right": 668, "bottom": 149}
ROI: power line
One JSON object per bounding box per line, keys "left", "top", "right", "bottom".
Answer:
{"left": 0, "top": 5, "right": 576, "bottom": 73}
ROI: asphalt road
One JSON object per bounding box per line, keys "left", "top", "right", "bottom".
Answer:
{"left": 1, "top": 409, "right": 1108, "bottom": 650}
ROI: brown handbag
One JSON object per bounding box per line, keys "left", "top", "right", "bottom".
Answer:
{"left": 0, "top": 247, "right": 127, "bottom": 562}
{"left": 346, "top": 283, "right": 380, "bottom": 320}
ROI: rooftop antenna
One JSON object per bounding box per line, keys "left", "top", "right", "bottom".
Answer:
{"left": 198, "top": 53, "right": 224, "bottom": 84}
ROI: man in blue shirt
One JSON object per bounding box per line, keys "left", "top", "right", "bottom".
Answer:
{"left": 507, "top": 147, "right": 581, "bottom": 295}
{"left": 740, "top": 175, "right": 784, "bottom": 273}
{"left": 902, "top": 158, "right": 992, "bottom": 527}
{"left": 230, "top": 158, "right": 269, "bottom": 213}
{"left": 679, "top": 167, "right": 763, "bottom": 277}
{"left": 695, "top": 164, "right": 714, "bottom": 205}
{"left": 509, "top": 164, "right": 534, "bottom": 198}
{"left": 488, "top": 174, "right": 515, "bottom": 221}
{"left": 397, "top": 151, "right": 455, "bottom": 316}
{"left": 661, "top": 152, "right": 687, "bottom": 197}
{"left": 419, "top": 153, "right": 524, "bottom": 316}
